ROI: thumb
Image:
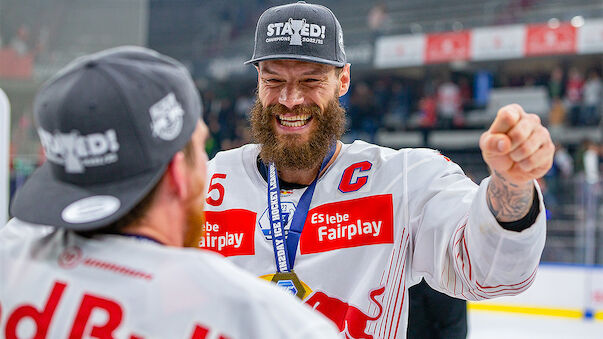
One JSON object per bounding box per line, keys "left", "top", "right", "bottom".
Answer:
{"left": 480, "top": 132, "right": 511, "bottom": 155}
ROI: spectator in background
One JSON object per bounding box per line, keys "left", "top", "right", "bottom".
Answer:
{"left": 582, "top": 70, "right": 602, "bottom": 125}
{"left": 583, "top": 140, "right": 600, "bottom": 186}
{"left": 437, "top": 77, "right": 462, "bottom": 129}
{"left": 9, "top": 25, "right": 30, "bottom": 56}
{"left": 367, "top": 2, "right": 390, "bottom": 37}
{"left": 386, "top": 80, "right": 411, "bottom": 130}
{"left": 575, "top": 139, "right": 600, "bottom": 221}
{"left": 543, "top": 143, "right": 574, "bottom": 216}
{"left": 565, "top": 67, "right": 584, "bottom": 126}
{"left": 554, "top": 143, "right": 574, "bottom": 180}
{"left": 458, "top": 77, "right": 472, "bottom": 111}
{"left": 548, "top": 66, "right": 565, "bottom": 101}
{"left": 419, "top": 94, "right": 437, "bottom": 145}
{"left": 548, "top": 98, "right": 566, "bottom": 134}
{"left": 349, "top": 81, "right": 379, "bottom": 141}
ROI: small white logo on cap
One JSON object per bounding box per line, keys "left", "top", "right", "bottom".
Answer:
{"left": 265, "top": 18, "right": 326, "bottom": 46}
{"left": 150, "top": 93, "right": 184, "bottom": 141}
{"left": 62, "top": 196, "right": 121, "bottom": 224}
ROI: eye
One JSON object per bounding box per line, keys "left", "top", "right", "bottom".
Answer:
{"left": 304, "top": 78, "right": 320, "bottom": 83}
{"left": 265, "top": 78, "right": 283, "bottom": 84}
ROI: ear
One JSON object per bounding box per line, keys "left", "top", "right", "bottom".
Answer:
{"left": 338, "top": 63, "right": 351, "bottom": 97}
{"left": 165, "top": 152, "right": 189, "bottom": 200}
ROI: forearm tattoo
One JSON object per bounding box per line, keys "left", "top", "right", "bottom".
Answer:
{"left": 486, "top": 171, "right": 534, "bottom": 222}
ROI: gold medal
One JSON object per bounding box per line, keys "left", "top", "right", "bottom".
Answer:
{"left": 270, "top": 271, "right": 306, "bottom": 300}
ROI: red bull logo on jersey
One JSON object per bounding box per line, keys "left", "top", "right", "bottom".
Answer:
{"left": 300, "top": 195, "right": 394, "bottom": 254}
{"left": 1, "top": 280, "right": 229, "bottom": 339}
{"left": 201, "top": 209, "right": 256, "bottom": 256}
{"left": 306, "top": 287, "right": 385, "bottom": 339}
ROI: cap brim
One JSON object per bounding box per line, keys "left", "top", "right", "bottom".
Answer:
{"left": 245, "top": 54, "right": 345, "bottom": 67}
{"left": 10, "top": 162, "right": 167, "bottom": 231}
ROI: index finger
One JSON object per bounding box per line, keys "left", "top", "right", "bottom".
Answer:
{"left": 489, "top": 104, "right": 524, "bottom": 134}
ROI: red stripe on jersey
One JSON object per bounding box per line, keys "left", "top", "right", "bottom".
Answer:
{"left": 391, "top": 236, "right": 410, "bottom": 339}
{"left": 376, "top": 229, "right": 406, "bottom": 337}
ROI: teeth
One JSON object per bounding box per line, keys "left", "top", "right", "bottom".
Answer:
{"left": 279, "top": 114, "right": 310, "bottom": 121}
{"left": 281, "top": 120, "right": 306, "bottom": 127}
{"left": 277, "top": 114, "right": 311, "bottom": 127}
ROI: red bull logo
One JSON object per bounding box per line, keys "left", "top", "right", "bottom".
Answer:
{"left": 305, "top": 287, "right": 385, "bottom": 339}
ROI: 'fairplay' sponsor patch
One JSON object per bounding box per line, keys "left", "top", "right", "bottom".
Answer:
{"left": 300, "top": 195, "right": 394, "bottom": 254}
{"left": 202, "top": 209, "right": 256, "bottom": 256}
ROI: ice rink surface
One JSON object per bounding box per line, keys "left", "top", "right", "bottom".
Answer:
{"left": 469, "top": 311, "right": 603, "bottom": 339}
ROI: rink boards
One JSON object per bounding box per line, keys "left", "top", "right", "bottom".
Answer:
{"left": 469, "top": 263, "right": 603, "bottom": 320}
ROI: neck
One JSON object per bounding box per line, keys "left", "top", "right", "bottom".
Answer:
{"left": 119, "top": 226, "right": 172, "bottom": 245}
{"left": 120, "top": 206, "right": 186, "bottom": 247}
{"left": 277, "top": 141, "right": 341, "bottom": 185}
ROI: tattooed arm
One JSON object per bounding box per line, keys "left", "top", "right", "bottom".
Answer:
{"left": 486, "top": 171, "right": 534, "bottom": 222}
{"left": 479, "top": 104, "right": 553, "bottom": 224}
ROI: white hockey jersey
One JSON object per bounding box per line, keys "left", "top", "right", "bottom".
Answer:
{"left": 204, "top": 141, "right": 547, "bottom": 339}
{"left": 0, "top": 219, "right": 341, "bottom": 339}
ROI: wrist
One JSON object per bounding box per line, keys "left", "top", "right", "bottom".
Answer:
{"left": 487, "top": 172, "right": 534, "bottom": 223}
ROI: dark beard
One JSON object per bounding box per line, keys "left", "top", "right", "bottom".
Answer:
{"left": 249, "top": 96, "right": 346, "bottom": 170}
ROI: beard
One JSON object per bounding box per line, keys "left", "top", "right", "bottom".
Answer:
{"left": 249, "top": 94, "right": 346, "bottom": 170}
{"left": 183, "top": 198, "right": 205, "bottom": 248}
{"left": 183, "top": 168, "right": 206, "bottom": 248}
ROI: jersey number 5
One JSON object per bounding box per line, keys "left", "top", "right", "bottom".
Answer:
{"left": 206, "top": 173, "right": 226, "bottom": 206}
{"left": 338, "top": 161, "right": 372, "bottom": 193}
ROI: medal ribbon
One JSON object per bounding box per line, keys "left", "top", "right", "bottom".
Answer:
{"left": 266, "top": 143, "right": 336, "bottom": 272}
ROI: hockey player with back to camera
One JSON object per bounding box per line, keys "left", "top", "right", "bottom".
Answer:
{"left": 0, "top": 46, "right": 341, "bottom": 338}
{"left": 202, "top": 2, "right": 555, "bottom": 338}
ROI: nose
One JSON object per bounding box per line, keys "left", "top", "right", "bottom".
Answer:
{"left": 278, "top": 84, "right": 304, "bottom": 110}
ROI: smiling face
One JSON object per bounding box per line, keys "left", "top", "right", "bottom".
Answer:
{"left": 251, "top": 59, "right": 350, "bottom": 170}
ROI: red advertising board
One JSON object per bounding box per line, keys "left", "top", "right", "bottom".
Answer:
{"left": 425, "top": 31, "right": 471, "bottom": 63}
{"left": 525, "top": 23, "right": 577, "bottom": 56}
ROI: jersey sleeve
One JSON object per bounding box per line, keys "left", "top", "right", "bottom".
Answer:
{"left": 405, "top": 148, "right": 546, "bottom": 300}
{"left": 0, "top": 218, "right": 55, "bottom": 239}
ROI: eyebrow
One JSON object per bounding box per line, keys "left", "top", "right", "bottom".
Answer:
{"left": 261, "top": 64, "right": 330, "bottom": 76}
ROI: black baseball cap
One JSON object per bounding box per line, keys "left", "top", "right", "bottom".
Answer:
{"left": 10, "top": 46, "right": 202, "bottom": 230}
{"left": 246, "top": 1, "right": 346, "bottom": 67}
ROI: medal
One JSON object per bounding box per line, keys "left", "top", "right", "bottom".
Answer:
{"left": 271, "top": 271, "right": 306, "bottom": 300}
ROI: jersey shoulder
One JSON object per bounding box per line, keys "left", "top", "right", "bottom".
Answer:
{"left": 0, "top": 218, "right": 55, "bottom": 242}
{"left": 209, "top": 143, "right": 259, "bottom": 166}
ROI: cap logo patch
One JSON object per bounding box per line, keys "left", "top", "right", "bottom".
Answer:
{"left": 149, "top": 92, "right": 184, "bottom": 141}
{"left": 38, "top": 128, "right": 120, "bottom": 174}
{"left": 61, "top": 195, "right": 121, "bottom": 224}
{"left": 266, "top": 18, "right": 325, "bottom": 46}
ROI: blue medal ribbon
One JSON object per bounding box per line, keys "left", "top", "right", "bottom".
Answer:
{"left": 266, "top": 143, "right": 337, "bottom": 272}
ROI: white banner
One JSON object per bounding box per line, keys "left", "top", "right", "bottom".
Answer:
{"left": 471, "top": 25, "right": 525, "bottom": 61}
{"left": 374, "top": 34, "right": 425, "bottom": 68}
{"left": 577, "top": 18, "right": 603, "bottom": 54}
{"left": 0, "top": 88, "right": 10, "bottom": 226}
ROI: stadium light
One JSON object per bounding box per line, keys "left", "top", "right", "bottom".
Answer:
{"left": 547, "top": 18, "right": 560, "bottom": 29}
{"left": 571, "top": 16, "right": 585, "bottom": 27}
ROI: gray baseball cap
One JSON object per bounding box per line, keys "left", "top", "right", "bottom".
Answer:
{"left": 11, "top": 46, "right": 202, "bottom": 230}
{"left": 246, "top": 1, "right": 346, "bottom": 67}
